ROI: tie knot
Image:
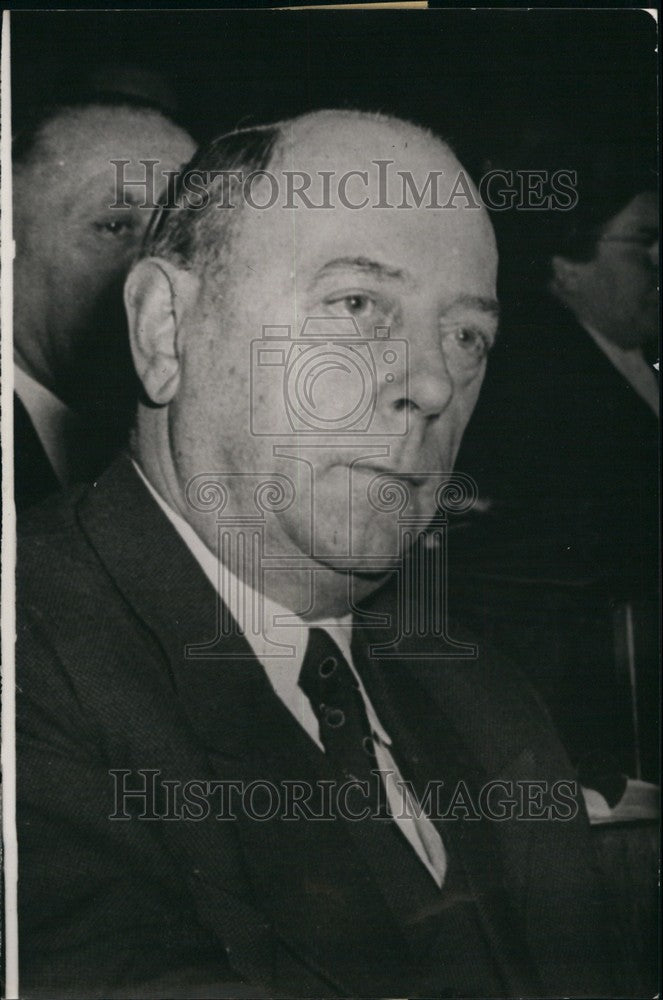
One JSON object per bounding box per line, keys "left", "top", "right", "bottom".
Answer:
{"left": 298, "top": 628, "right": 355, "bottom": 702}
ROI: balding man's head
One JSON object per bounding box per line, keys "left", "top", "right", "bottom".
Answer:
{"left": 126, "top": 108, "right": 497, "bottom": 613}
{"left": 142, "top": 110, "right": 466, "bottom": 278}
{"left": 13, "top": 101, "right": 195, "bottom": 415}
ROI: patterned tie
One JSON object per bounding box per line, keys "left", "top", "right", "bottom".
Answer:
{"left": 298, "top": 627, "right": 385, "bottom": 814}
{"left": 298, "top": 627, "right": 455, "bottom": 956}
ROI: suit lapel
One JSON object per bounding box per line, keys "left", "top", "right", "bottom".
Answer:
{"left": 352, "top": 631, "right": 542, "bottom": 995}
{"left": 75, "top": 456, "right": 413, "bottom": 996}
{"left": 14, "top": 392, "right": 59, "bottom": 510}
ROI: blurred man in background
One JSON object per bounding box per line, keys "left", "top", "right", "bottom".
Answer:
{"left": 12, "top": 99, "right": 195, "bottom": 509}
{"left": 454, "top": 143, "right": 659, "bottom": 781}
{"left": 458, "top": 148, "right": 658, "bottom": 571}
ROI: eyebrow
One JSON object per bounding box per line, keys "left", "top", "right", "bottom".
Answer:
{"left": 312, "top": 258, "right": 500, "bottom": 320}
{"left": 313, "top": 256, "right": 410, "bottom": 283}
{"left": 442, "top": 294, "right": 501, "bottom": 319}
{"left": 105, "top": 187, "right": 145, "bottom": 208}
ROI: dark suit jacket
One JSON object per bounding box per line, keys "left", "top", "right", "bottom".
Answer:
{"left": 13, "top": 393, "right": 59, "bottom": 512}
{"left": 17, "top": 456, "right": 633, "bottom": 998}
{"left": 13, "top": 387, "right": 128, "bottom": 513}
{"left": 455, "top": 298, "right": 659, "bottom": 592}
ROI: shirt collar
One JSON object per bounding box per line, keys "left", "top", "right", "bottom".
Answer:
{"left": 131, "top": 459, "right": 391, "bottom": 749}
{"left": 14, "top": 363, "right": 82, "bottom": 484}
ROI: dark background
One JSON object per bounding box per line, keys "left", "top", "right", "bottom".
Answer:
{"left": 10, "top": 8, "right": 658, "bottom": 174}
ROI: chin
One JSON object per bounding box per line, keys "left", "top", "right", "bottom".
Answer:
{"left": 316, "top": 516, "right": 405, "bottom": 565}
{"left": 294, "top": 560, "right": 387, "bottom": 619}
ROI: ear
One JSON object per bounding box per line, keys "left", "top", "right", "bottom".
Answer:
{"left": 124, "top": 258, "right": 200, "bottom": 405}
{"left": 550, "top": 254, "right": 582, "bottom": 297}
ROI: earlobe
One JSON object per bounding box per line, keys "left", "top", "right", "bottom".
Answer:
{"left": 124, "top": 258, "right": 199, "bottom": 406}
{"left": 550, "top": 254, "right": 580, "bottom": 296}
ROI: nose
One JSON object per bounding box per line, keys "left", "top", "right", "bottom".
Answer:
{"left": 387, "top": 340, "right": 454, "bottom": 422}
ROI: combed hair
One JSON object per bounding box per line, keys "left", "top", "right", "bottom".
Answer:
{"left": 140, "top": 124, "right": 281, "bottom": 272}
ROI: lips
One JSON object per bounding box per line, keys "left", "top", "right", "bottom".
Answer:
{"left": 351, "top": 463, "right": 426, "bottom": 486}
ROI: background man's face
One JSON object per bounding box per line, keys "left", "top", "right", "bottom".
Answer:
{"left": 570, "top": 191, "right": 659, "bottom": 349}
{"left": 170, "top": 119, "right": 498, "bottom": 581}
{"left": 13, "top": 106, "right": 194, "bottom": 409}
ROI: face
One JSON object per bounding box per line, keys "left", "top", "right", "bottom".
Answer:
{"left": 565, "top": 191, "right": 659, "bottom": 349}
{"left": 13, "top": 106, "right": 195, "bottom": 412}
{"left": 159, "top": 117, "right": 498, "bottom": 604}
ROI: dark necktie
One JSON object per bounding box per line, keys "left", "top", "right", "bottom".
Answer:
{"left": 298, "top": 627, "right": 384, "bottom": 814}
{"left": 298, "top": 628, "right": 451, "bottom": 956}
{"left": 297, "top": 629, "right": 533, "bottom": 995}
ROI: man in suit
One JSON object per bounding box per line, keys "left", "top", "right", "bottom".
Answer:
{"left": 17, "top": 110, "right": 632, "bottom": 998}
{"left": 12, "top": 99, "right": 194, "bottom": 509}
{"left": 453, "top": 151, "right": 659, "bottom": 773}
{"left": 456, "top": 152, "right": 658, "bottom": 582}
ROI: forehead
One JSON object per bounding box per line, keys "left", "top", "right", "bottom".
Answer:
{"left": 23, "top": 108, "right": 193, "bottom": 191}
{"left": 229, "top": 117, "right": 497, "bottom": 296}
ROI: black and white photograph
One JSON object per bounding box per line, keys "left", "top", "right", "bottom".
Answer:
{"left": 1, "top": 5, "right": 659, "bottom": 998}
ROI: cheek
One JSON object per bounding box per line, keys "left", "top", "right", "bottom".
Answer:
{"left": 604, "top": 267, "right": 646, "bottom": 314}
{"left": 40, "top": 252, "right": 107, "bottom": 331}
{"left": 596, "top": 259, "right": 630, "bottom": 298}
{"left": 49, "top": 242, "right": 122, "bottom": 305}
{"left": 464, "top": 368, "right": 485, "bottom": 408}
{"left": 62, "top": 215, "right": 143, "bottom": 280}
{"left": 436, "top": 376, "right": 485, "bottom": 466}
{"left": 175, "top": 344, "right": 261, "bottom": 469}
{"left": 453, "top": 370, "right": 485, "bottom": 430}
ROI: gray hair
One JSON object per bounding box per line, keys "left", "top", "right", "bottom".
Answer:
{"left": 141, "top": 123, "right": 281, "bottom": 273}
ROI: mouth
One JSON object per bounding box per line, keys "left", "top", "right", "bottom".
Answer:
{"left": 351, "top": 463, "right": 427, "bottom": 486}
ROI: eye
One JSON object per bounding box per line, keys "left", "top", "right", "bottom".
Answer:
{"left": 326, "top": 293, "right": 376, "bottom": 318}
{"left": 441, "top": 325, "right": 491, "bottom": 373}
{"left": 93, "top": 217, "right": 137, "bottom": 238}
{"left": 454, "top": 327, "right": 487, "bottom": 355}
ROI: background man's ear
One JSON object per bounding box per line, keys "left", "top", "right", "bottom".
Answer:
{"left": 550, "top": 254, "right": 581, "bottom": 297}
{"left": 124, "top": 258, "right": 200, "bottom": 405}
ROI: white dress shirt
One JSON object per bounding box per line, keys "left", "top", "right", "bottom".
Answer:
{"left": 134, "top": 461, "right": 447, "bottom": 887}
{"left": 14, "top": 364, "right": 85, "bottom": 485}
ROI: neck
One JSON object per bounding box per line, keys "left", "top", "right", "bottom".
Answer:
{"left": 13, "top": 266, "right": 60, "bottom": 395}
{"left": 13, "top": 321, "right": 83, "bottom": 411}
